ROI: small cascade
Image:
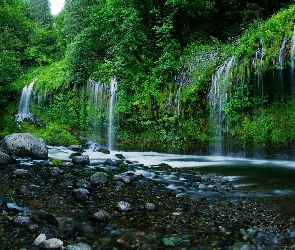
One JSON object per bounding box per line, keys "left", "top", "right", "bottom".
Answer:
{"left": 173, "top": 67, "right": 187, "bottom": 115}
{"left": 86, "top": 79, "right": 108, "bottom": 142}
{"left": 209, "top": 56, "right": 235, "bottom": 155}
{"left": 15, "top": 81, "right": 35, "bottom": 122}
{"left": 108, "top": 77, "right": 117, "bottom": 151}
{"left": 279, "top": 36, "right": 287, "bottom": 71}
{"left": 278, "top": 36, "right": 288, "bottom": 99}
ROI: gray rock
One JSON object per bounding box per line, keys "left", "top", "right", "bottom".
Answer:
{"left": 0, "top": 133, "right": 48, "bottom": 159}
{"left": 73, "top": 188, "right": 90, "bottom": 201}
{"left": 40, "top": 238, "right": 63, "bottom": 249}
{"left": 104, "top": 158, "right": 117, "bottom": 166}
{"left": 92, "top": 209, "right": 110, "bottom": 222}
{"left": 66, "top": 243, "right": 92, "bottom": 250}
{"left": 145, "top": 202, "right": 156, "bottom": 211}
{"left": 0, "top": 151, "right": 14, "bottom": 164}
{"left": 13, "top": 169, "right": 30, "bottom": 177}
{"left": 50, "top": 167, "right": 63, "bottom": 176}
{"left": 117, "top": 201, "right": 133, "bottom": 211}
{"left": 76, "top": 180, "right": 92, "bottom": 189}
{"left": 90, "top": 172, "right": 107, "bottom": 185}
{"left": 72, "top": 155, "right": 90, "bottom": 165}
{"left": 33, "top": 233, "right": 46, "bottom": 246}
{"left": 19, "top": 185, "right": 31, "bottom": 195}
{"left": 12, "top": 211, "right": 32, "bottom": 226}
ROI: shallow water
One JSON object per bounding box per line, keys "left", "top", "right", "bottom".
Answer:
{"left": 45, "top": 147, "right": 295, "bottom": 248}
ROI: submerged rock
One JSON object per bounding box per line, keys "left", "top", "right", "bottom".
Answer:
{"left": 0, "top": 133, "right": 48, "bottom": 159}
{"left": 117, "top": 201, "right": 133, "bottom": 211}
{"left": 92, "top": 209, "right": 111, "bottom": 222}
{"left": 66, "top": 243, "right": 92, "bottom": 250}
{"left": 40, "top": 238, "right": 63, "bottom": 249}
{"left": 90, "top": 172, "right": 108, "bottom": 185}
{"left": 145, "top": 202, "right": 156, "bottom": 211}
{"left": 12, "top": 211, "right": 32, "bottom": 226}
{"left": 162, "top": 236, "right": 183, "bottom": 247}
{"left": 73, "top": 188, "right": 90, "bottom": 201}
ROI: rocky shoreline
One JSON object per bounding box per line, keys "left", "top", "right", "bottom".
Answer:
{"left": 0, "top": 133, "right": 295, "bottom": 249}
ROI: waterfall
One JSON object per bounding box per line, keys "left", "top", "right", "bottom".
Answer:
{"left": 15, "top": 81, "right": 35, "bottom": 122}
{"left": 209, "top": 56, "right": 235, "bottom": 155}
{"left": 279, "top": 36, "right": 287, "bottom": 71}
{"left": 87, "top": 79, "right": 107, "bottom": 143}
{"left": 108, "top": 77, "right": 117, "bottom": 151}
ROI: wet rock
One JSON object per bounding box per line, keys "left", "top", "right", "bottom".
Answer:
{"left": 13, "top": 169, "right": 30, "bottom": 177}
{"left": 69, "top": 152, "right": 82, "bottom": 159}
{"left": 61, "top": 162, "right": 74, "bottom": 167}
{"left": 40, "top": 238, "right": 63, "bottom": 249}
{"left": 33, "top": 233, "right": 46, "bottom": 246}
{"left": 0, "top": 151, "right": 14, "bottom": 164}
{"left": 115, "top": 154, "right": 125, "bottom": 159}
{"left": 117, "top": 201, "right": 133, "bottom": 211}
{"left": 28, "top": 223, "right": 39, "bottom": 232}
{"left": 90, "top": 172, "right": 108, "bottom": 185}
{"left": 97, "top": 147, "right": 110, "bottom": 154}
{"left": 92, "top": 209, "right": 111, "bottom": 222}
{"left": 66, "top": 242, "right": 92, "bottom": 250}
{"left": 162, "top": 236, "right": 183, "bottom": 247}
{"left": 50, "top": 167, "right": 64, "bottom": 176}
{"left": 76, "top": 180, "right": 92, "bottom": 189}
{"left": 72, "top": 155, "right": 90, "bottom": 165}
{"left": 145, "top": 202, "right": 156, "bottom": 211}
{"left": 67, "top": 145, "right": 83, "bottom": 152}
{"left": 73, "top": 188, "right": 90, "bottom": 201}
{"left": 104, "top": 158, "right": 117, "bottom": 166}
{"left": 19, "top": 185, "right": 31, "bottom": 195}
{"left": 12, "top": 211, "right": 32, "bottom": 226}
{"left": 0, "top": 133, "right": 48, "bottom": 159}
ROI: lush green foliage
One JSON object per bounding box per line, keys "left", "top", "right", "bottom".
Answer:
{"left": 3, "top": 0, "right": 295, "bottom": 155}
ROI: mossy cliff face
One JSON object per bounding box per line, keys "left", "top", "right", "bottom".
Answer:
{"left": 7, "top": 5, "right": 295, "bottom": 157}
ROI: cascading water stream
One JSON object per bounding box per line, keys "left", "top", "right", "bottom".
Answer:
{"left": 15, "top": 81, "right": 35, "bottom": 122}
{"left": 209, "top": 56, "right": 235, "bottom": 156}
{"left": 108, "top": 77, "right": 117, "bottom": 151}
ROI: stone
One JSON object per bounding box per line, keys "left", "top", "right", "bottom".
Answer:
{"left": 145, "top": 202, "right": 156, "bottom": 211}
{"left": 90, "top": 172, "right": 108, "bottom": 185}
{"left": 92, "top": 209, "right": 110, "bottom": 222}
{"left": 104, "top": 158, "right": 117, "bottom": 166}
{"left": 33, "top": 233, "right": 46, "bottom": 246}
{"left": 66, "top": 243, "right": 92, "bottom": 250}
{"left": 73, "top": 188, "right": 90, "bottom": 201}
{"left": 0, "top": 133, "right": 48, "bottom": 159}
{"left": 13, "top": 169, "right": 30, "bottom": 177}
{"left": 12, "top": 211, "right": 32, "bottom": 226}
{"left": 76, "top": 180, "right": 92, "bottom": 189}
{"left": 40, "top": 238, "right": 63, "bottom": 249}
{"left": 0, "top": 151, "right": 14, "bottom": 164}
{"left": 117, "top": 201, "right": 133, "bottom": 211}
{"left": 72, "top": 155, "right": 90, "bottom": 165}
{"left": 162, "top": 236, "right": 183, "bottom": 247}
{"left": 97, "top": 147, "right": 110, "bottom": 154}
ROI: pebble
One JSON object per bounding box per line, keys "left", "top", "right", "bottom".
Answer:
{"left": 117, "top": 201, "right": 133, "bottom": 211}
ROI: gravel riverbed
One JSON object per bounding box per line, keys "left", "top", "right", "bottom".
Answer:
{"left": 0, "top": 153, "right": 294, "bottom": 249}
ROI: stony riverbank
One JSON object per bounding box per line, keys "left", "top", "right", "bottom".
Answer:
{"left": 0, "top": 150, "right": 295, "bottom": 249}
